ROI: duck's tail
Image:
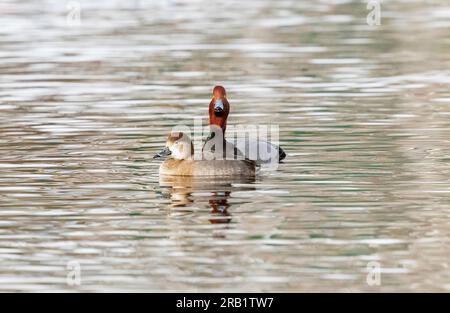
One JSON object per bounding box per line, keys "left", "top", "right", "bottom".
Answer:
{"left": 278, "top": 146, "right": 286, "bottom": 162}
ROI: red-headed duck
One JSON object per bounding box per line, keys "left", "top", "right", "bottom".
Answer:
{"left": 207, "top": 86, "right": 286, "bottom": 163}
{"left": 154, "top": 132, "right": 256, "bottom": 177}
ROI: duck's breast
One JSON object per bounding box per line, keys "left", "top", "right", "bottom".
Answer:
{"left": 159, "top": 159, "right": 194, "bottom": 176}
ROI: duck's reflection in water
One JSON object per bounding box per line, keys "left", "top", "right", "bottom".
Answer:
{"left": 159, "top": 176, "right": 256, "bottom": 224}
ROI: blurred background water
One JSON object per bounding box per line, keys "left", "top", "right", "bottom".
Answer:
{"left": 0, "top": 0, "right": 449, "bottom": 292}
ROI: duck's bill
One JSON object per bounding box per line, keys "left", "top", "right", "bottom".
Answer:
{"left": 153, "top": 147, "right": 171, "bottom": 159}
{"left": 214, "top": 108, "right": 224, "bottom": 117}
{"left": 214, "top": 99, "right": 224, "bottom": 116}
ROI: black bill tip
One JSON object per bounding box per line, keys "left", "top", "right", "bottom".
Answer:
{"left": 153, "top": 147, "right": 171, "bottom": 159}
{"left": 214, "top": 107, "right": 224, "bottom": 117}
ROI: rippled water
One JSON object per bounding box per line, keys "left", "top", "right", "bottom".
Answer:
{"left": 1, "top": 0, "right": 450, "bottom": 292}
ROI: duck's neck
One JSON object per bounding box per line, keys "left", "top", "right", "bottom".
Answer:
{"left": 173, "top": 141, "right": 195, "bottom": 160}
{"left": 209, "top": 119, "right": 227, "bottom": 136}
{"left": 208, "top": 96, "right": 229, "bottom": 136}
{"left": 206, "top": 125, "right": 227, "bottom": 143}
{"left": 211, "top": 124, "right": 226, "bottom": 135}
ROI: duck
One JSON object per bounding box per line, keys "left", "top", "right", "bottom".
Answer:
{"left": 206, "top": 86, "right": 286, "bottom": 163}
{"left": 154, "top": 132, "right": 256, "bottom": 177}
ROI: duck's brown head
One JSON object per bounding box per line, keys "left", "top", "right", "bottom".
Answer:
{"left": 209, "top": 86, "right": 230, "bottom": 134}
{"left": 154, "top": 132, "right": 193, "bottom": 160}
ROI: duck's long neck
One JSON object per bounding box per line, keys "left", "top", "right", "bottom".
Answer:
{"left": 209, "top": 106, "right": 228, "bottom": 137}
{"left": 209, "top": 93, "right": 230, "bottom": 131}
{"left": 209, "top": 122, "right": 226, "bottom": 137}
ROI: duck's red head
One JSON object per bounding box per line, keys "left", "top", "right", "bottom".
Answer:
{"left": 209, "top": 86, "right": 230, "bottom": 133}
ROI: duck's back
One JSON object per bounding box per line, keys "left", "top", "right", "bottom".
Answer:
{"left": 235, "top": 138, "right": 286, "bottom": 162}
{"left": 160, "top": 159, "right": 255, "bottom": 177}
